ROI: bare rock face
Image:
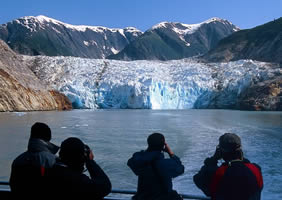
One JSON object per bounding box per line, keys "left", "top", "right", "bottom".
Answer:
{"left": 238, "top": 77, "right": 282, "bottom": 111}
{"left": 0, "top": 40, "right": 72, "bottom": 111}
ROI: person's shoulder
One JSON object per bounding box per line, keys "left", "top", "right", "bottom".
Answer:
{"left": 132, "top": 150, "right": 145, "bottom": 156}
{"left": 243, "top": 158, "right": 262, "bottom": 171}
{"left": 12, "top": 151, "right": 29, "bottom": 165}
{"left": 133, "top": 150, "right": 163, "bottom": 159}
{"left": 39, "top": 150, "right": 57, "bottom": 157}
{"left": 49, "top": 163, "right": 83, "bottom": 178}
{"left": 156, "top": 154, "right": 178, "bottom": 165}
{"left": 251, "top": 162, "right": 262, "bottom": 171}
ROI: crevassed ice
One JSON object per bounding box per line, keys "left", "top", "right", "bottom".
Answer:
{"left": 25, "top": 56, "right": 280, "bottom": 109}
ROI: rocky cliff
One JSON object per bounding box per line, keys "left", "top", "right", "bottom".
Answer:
{"left": 0, "top": 40, "right": 72, "bottom": 111}
{"left": 238, "top": 77, "right": 282, "bottom": 111}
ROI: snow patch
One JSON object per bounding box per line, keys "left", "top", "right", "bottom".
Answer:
{"left": 83, "top": 41, "right": 90, "bottom": 46}
{"left": 118, "top": 29, "right": 126, "bottom": 38}
{"left": 152, "top": 17, "right": 239, "bottom": 35}
{"left": 34, "top": 15, "right": 142, "bottom": 34}
{"left": 152, "top": 22, "right": 169, "bottom": 29}
{"left": 111, "top": 47, "right": 119, "bottom": 54}
{"left": 83, "top": 40, "right": 97, "bottom": 46}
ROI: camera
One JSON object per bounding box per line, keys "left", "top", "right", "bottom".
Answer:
{"left": 84, "top": 144, "right": 91, "bottom": 160}
{"left": 214, "top": 145, "right": 223, "bottom": 160}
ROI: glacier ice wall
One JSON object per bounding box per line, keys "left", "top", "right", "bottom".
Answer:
{"left": 25, "top": 56, "right": 281, "bottom": 109}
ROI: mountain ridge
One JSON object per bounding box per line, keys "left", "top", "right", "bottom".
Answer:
{"left": 0, "top": 16, "right": 238, "bottom": 60}
{"left": 108, "top": 17, "right": 239, "bottom": 60}
{"left": 0, "top": 15, "right": 143, "bottom": 58}
{"left": 202, "top": 17, "right": 282, "bottom": 65}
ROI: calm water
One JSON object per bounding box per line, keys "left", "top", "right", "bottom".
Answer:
{"left": 0, "top": 110, "right": 281, "bottom": 199}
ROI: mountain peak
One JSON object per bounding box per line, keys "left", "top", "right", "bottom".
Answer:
{"left": 109, "top": 17, "right": 239, "bottom": 61}
{"left": 13, "top": 15, "right": 142, "bottom": 34}
{"left": 203, "top": 17, "right": 240, "bottom": 31}
{"left": 17, "top": 15, "right": 61, "bottom": 24}
{"left": 151, "top": 17, "right": 239, "bottom": 34}
{"left": 203, "top": 16, "right": 282, "bottom": 64}
{"left": 35, "top": 15, "right": 62, "bottom": 24}
{"left": 1, "top": 15, "right": 142, "bottom": 59}
{"left": 204, "top": 17, "right": 223, "bottom": 23}
{"left": 151, "top": 21, "right": 171, "bottom": 29}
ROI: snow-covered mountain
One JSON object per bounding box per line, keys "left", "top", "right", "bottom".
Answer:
{"left": 0, "top": 15, "right": 142, "bottom": 58}
{"left": 203, "top": 17, "right": 282, "bottom": 66}
{"left": 24, "top": 56, "right": 281, "bottom": 110}
{"left": 150, "top": 17, "right": 239, "bottom": 40}
{"left": 0, "top": 16, "right": 238, "bottom": 60}
{"left": 108, "top": 18, "right": 239, "bottom": 60}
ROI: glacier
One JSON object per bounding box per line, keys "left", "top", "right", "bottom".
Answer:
{"left": 24, "top": 56, "right": 281, "bottom": 109}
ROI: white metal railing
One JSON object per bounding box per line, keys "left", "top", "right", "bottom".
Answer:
{"left": 0, "top": 181, "right": 210, "bottom": 200}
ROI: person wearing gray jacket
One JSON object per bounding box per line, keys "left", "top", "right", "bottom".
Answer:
{"left": 9, "top": 122, "right": 59, "bottom": 197}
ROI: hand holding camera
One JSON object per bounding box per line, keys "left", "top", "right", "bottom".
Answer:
{"left": 212, "top": 145, "right": 222, "bottom": 160}
{"left": 84, "top": 145, "right": 94, "bottom": 161}
{"left": 164, "top": 143, "right": 174, "bottom": 157}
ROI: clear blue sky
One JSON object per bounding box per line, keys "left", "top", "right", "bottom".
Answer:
{"left": 0, "top": 0, "right": 281, "bottom": 31}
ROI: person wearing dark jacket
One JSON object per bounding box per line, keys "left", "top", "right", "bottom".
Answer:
{"left": 128, "top": 133, "right": 185, "bottom": 200}
{"left": 45, "top": 137, "right": 111, "bottom": 199}
{"left": 193, "top": 133, "right": 263, "bottom": 200}
{"left": 9, "top": 122, "right": 59, "bottom": 197}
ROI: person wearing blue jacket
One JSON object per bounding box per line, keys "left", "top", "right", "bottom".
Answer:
{"left": 127, "top": 133, "right": 185, "bottom": 200}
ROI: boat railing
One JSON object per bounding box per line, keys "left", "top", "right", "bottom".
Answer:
{"left": 0, "top": 181, "right": 210, "bottom": 200}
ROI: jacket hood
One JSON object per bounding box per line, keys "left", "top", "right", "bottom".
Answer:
{"left": 28, "top": 138, "right": 59, "bottom": 154}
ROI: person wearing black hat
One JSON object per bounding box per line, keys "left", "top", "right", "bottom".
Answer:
{"left": 45, "top": 137, "right": 111, "bottom": 198}
{"left": 127, "top": 133, "right": 185, "bottom": 200}
{"left": 9, "top": 122, "right": 59, "bottom": 197}
{"left": 193, "top": 133, "right": 263, "bottom": 200}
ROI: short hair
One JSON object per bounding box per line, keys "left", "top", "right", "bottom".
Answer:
{"left": 147, "top": 133, "right": 165, "bottom": 151}
{"left": 59, "top": 137, "right": 86, "bottom": 171}
{"left": 30, "top": 122, "right": 51, "bottom": 141}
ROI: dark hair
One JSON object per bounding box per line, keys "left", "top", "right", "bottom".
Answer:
{"left": 147, "top": 133, "right": 165, "bottom": 152}
{"left": 59, "top": 137, "right": 86, "bottom": 172}
{"left": 30, "top": 122, "right": 51, "bottom": 142}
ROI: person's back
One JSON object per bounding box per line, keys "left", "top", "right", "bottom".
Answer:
{"left": 128, "top": 133, "right": 184, "bottom": 200}
{"left": 45, "top": 137, "right": 112, "bottom": 199}
{"left": 9, "top": 122, "right": 59, "bottom": 196}
{"left": 193, "top": 133, "right": 263, "bottom": 200}
{"left": 212, "top": 159, "right": 263, "bottom": 200}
